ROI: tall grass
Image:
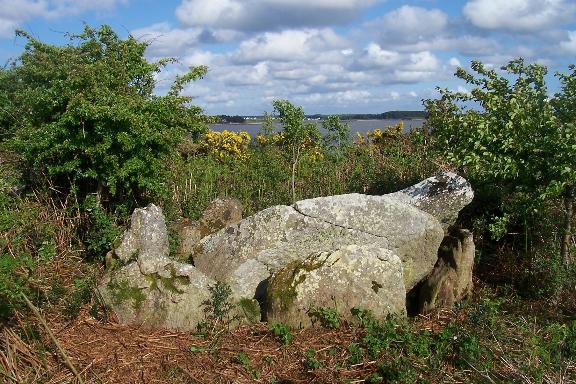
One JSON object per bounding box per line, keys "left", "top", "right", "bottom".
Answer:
{"left": 166, "top": 128, "right": 439, "bottom": 219}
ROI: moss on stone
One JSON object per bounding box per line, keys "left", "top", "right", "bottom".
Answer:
{"left": 237, "top": 298, "right": 261, "bottom": 323}
{"left": 105, "top": 251, "right": 120, "bottom": 271}
{"left": 267, "top": 253, "right": 329, "bottom": 311}
{"left": 112, "top": 236, "right": 123, "bottom": 250}
{"left": 144, "top": 266, "right": 190, "bottom": 294}
{"left": 107, "top": 279, "right": 146, "bottom": 310}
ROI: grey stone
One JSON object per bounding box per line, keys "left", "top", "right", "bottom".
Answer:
{"left": 265, "top": 245, "right": 406, "bottom": 328}
{"left": 175, "top": 221, "right": 203, "bottom": 261}
{"left": 98, "top": 259, "right": 215, "bottom": 330}
{"left": 292, "top": 194, "right": 444, "bottom": 289}
{"left": 192, "top": 197, "right": 444, "bottom": 302}
{"left": 100, "top": 204, "right": 256, "bottom": 330}
{"left": 101, "top": 174, "right": 475, "bottom": 330}
{"left": 175, "top": 197, "right": 243, "bottom": 260}
{"left": 388, "top": 172, "right": 474, "bottom": 232}
{"left": 200, "top": 197, "right": 243, "bottom": 235}
{"left": 113, "top": 204, "right": 170, "bottom": 275}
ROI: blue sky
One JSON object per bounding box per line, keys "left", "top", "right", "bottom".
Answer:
{"left": 1, "top": 0, "right": 575, "bottom": 115}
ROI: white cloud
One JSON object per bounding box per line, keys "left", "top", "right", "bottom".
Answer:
{"left": 457, "top": 86, "right": 471, "bottom": 95}
{"left": 218, "top": 62, "right": 270, "bottom": 86}
{"left": 372, "top": 6, "right": 449, "bottom": 45}
{"left": 130, "top": 22, "right": 245, "bottom": 57}
{"left": 393, "top": 35, "right": 501, "bottom": 57}
{"left": 559, "top": 31, "right": 576, "bottom": 53}
{"left": 362, "top": 6, "right": 501, "bottom": 58}
{"left": 0, "top": 19, "right": 18, "bottom": 38}
{"left": 176, "top": 0, "right": 379, "bottom": 31}
{"left": 0, "top": 0, "right": 47, "bottom": 37}
{"left": 404, "top": 51, "right": 440, "bottom": 72}
{"left": 463, "top": 0, "right": 576, "bottom": 33}
{"left": 232, "top": 28, "right": 347, "bottom": 64}
{"left": 356, "top": 44, "right": 445, "bottom": 83}
{"left": 203, "top": 90, "right": 239, "bottom": 104}
{"left": 183, "top": 50, "right": 217, "bottom": 67}
{"left": 131, "top": 23, "right": 204, "bottom": 56}
{"left": 449, "top": 57, "right": 461, "bottom": 67}
{"left": 0, "top": 0, "right": 127, "bottom": 37}
{"left": 361, "top": 43, "right": 402, "bottom": 67}
{"left": 297, "top": 89, "right": 372, "bottom": 104}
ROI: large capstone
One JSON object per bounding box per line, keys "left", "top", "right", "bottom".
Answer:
{"left": 192, "top": 195, "right": 444, "bottom": 302}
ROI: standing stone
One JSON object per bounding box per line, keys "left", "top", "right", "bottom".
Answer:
{"left": 418, "top": 229, "right": 475, "bottom": 313}
{"left": 100, "top": 203, "right": 257, "bottom": 330}
{"left": 112, "top": 203, "right": 171, "bottom": 275}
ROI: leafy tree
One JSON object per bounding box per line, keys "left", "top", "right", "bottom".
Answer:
{"left": 322, "top": 115, "right": 350, "bottom": 157}
{"left": 552, "top": 65, "right": 576, "bottom": 265}
{"left": 272, "top": 100, "right": 320, "bottom": 202}
{"left": 1, "top": 25, "right": 209, "bottom": 208}
{"left": 424, "top": 58, "right": 576, "bottom": 265}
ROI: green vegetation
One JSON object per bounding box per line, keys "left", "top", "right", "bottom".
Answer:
{"left": 303, "top": 348, "right": 321, "bottom": 370}
{"left": 308, "top": 305, "right": 341, "bottom": 329}
{"left": 107, "top": 279, "right": 146, "bottom": 310}
{"left": 0, "top": 24, "right": 574, "bottom": 382}
{"left": 269, "top": 322, "right": 293, "bottom": 345}
{"left": 272, "top": 99, "right": 322, "bottom": 202}
{"left": 425, "top": 58, "right": 576, "bottom": 266}
{"left": 234, "top": 351, "right": 261, "bottom": 379}
{"left": 1, "top": 25, "right": 209, "bottom": 210}
{"left": 198, "top": 281, "right": 238, "bottom": 333}
{"left": 144, "top": 267, "right": 190, "bottom": 294}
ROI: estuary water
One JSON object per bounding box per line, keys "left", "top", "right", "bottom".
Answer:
{"left": 210, "top": 119, "right": 425, "bottom": 137}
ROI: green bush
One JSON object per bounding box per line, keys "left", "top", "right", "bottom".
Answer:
{"left": 198, "top": 281, "right": 237, "bottom": 333}
{"left": 425, "top": 58, "right": 576, "bottom": 267}
{"left": 2, "top": 25, "right": 209, "bottom": 208}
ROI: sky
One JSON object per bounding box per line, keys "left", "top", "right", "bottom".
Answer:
{"left": 0, "top": 0, "right": 575, "bottom": 115}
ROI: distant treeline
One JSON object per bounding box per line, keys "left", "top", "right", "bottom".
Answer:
{"left": 217, "top": 111, "right": 428, "bottom": 123}
{"left": 307, "top": 111, "right": 428, "bottom": 120}
{"left": 217, "top": 115, "right": 247, "bottom": 123}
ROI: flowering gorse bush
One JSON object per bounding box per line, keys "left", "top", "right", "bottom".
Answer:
{"left": 201, "top": 130, "right": 251, "bottom": 161}
{"left": 255, "top": 132, "right": 286, "bottom": 146}
{"left": 361, "top": 121, "right": 404, "bottom": 145}
{"left": 256, "top": 132, "right": 323, "bottom": 162}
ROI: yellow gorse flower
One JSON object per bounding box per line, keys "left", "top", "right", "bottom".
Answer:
{"left": 201, "top": 129, "right": 251, "bottom": 161}
{"left": 255, "top": 132, "right": 286, "bottom": 146}
{"left": 365, "top": 121, "right": 404, "bottom": 145}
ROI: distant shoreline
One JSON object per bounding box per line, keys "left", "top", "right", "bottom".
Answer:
{"left": 210, "top": 119, "right": 424, "bottom": 135}
{"left": 217, "top": 118, "right": 426, "bottom": 125}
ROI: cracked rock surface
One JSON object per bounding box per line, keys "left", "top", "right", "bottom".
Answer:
{"left": 192, "top": 194, "right": 444, "bottom": 300}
